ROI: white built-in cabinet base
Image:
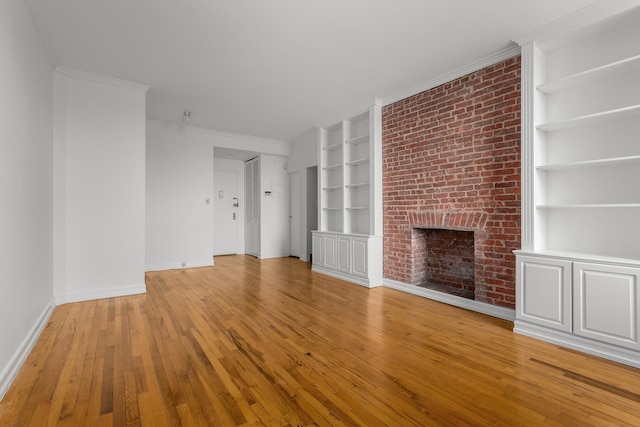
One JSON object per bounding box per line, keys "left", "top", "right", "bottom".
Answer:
{"left": 515, "top": 251, "right": 640, "bottom": 368}
{"left": 311, "top": 231, "right": 382, "bottom": 288}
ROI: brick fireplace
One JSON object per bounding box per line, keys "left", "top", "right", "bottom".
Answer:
{"left": 382, "top": 56, "right": 521, "bottom": 309}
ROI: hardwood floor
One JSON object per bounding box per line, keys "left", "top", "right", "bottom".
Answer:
{"left": 1, "top": 255, "right": 640, "bottom": 426}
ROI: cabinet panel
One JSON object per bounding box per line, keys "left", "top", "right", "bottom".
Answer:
{"left": 573, "top": 262, "right": 640, "bottom": 350}
{"left": 516, "top": 256, "right": 572, "bottom": 332}
{"left": 323, "top": 235, "right": 337, "bottom": 269}
{"left": 312, "top": 233, "right": 323, "bottom": 266}
{"left": 351, "top": 238, "right": 368, "bottom": 277}
{"left": 337, "top": 236, "right": 351, "bottom": 272}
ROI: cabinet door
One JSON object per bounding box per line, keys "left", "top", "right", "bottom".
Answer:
{"left": 323, "top": 235, "right": 337, "bottom": 270}
{"left": 336, "top": 236, "right": 351, "bottom": 273}
{"left": 351, "top": 237, "right": 368, "bottom": 278}
{"left": 573, "top": 262, "right": 640, "bottom": 351}
{"left": 312, "top": 233, "right": 323, "bottom": 266}
{"left": 516, "top": 255, "right": 572, "bottom": 332}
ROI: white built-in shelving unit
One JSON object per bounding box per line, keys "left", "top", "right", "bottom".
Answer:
{"left": 514, "top": 2, "right": 640, "bottom": 368}
{"left": 312, "top": 101, "right": 383, "bottom": 287}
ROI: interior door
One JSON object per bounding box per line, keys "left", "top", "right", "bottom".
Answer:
{"left": 290, "top": 171, "right": 301, "bottom": 258}
{"left": 213, "top": 170, "right": 238, "bottom": 255}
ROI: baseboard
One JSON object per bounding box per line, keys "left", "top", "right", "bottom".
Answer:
{"left": 55, "top": 284, "right": 146, "bottom": 305}
{"left": 0, "top": 298, "right": 55, "bottom": 401}
{"left": 258, "top": 252, "right": 292, "bottom": 260}
{"left": 311, "top": 265, "right": 379, "bottom": 288}
{"left": 514, "top": 321, "right": 640, "bottom": 369}
{"left": 383, "top": 278, "right": 516, "bottom": 321}
{"left": 145, "top": 260, "right": 214, "bottom": 272}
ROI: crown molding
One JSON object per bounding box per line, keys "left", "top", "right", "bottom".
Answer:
{"left": 146, "top": 119, "right": 290, "bottom": 148}
{"left": 55, "top": 66, "right": 150, "bottom": 93}
{"left": 381, "top": 44, "right": 521, "bottom": 107}
{"left": 513, "top": 0, "right": 640, "bottom": 46}
{"left": 24, "top": 0, "right": 56, "bottom": 66}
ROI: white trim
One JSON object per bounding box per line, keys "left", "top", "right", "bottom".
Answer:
{"left": 514, "top": 321, "right": 640, "bottom": 369}
{"left": 0, "top": 298, "right": 55, "bottom": 401}
{"left": 513, "top": 0, "right": 640, "bottom": 47}
{"left": 24, "top": 0, "right": 56, "bottom": 66}
{"left": 55, "top": 285, "right": 146, "bottom": 306}
{"left": 383, "top": 278, "right": 516, "bottom": 321}
{"left": 55, "top": 66, "right": 150, "bottom": 93}
{"left": 381, "top": 45, "right": 521, "bottom": 106}
{"left": 145, "top": 260, "right": 214, "bottom": 272}
{"left": 520, "top": 42, "right": 535, "bottom": 251}
{"left": 312, "top": 266, "right": 381, "bottom": 288}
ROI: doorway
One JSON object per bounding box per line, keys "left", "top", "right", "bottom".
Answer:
{"left": 213, "top": 170, "right": 238, "bottom": 255}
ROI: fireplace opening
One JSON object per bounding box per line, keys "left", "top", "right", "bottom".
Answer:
{"left": 419, "top": 229, "right": 475, "bottom": 300}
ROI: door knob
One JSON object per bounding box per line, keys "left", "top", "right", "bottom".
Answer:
{"left": 233, "top": 212, "right": 236, "bottom": 220}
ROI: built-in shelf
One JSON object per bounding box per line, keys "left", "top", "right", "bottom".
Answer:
{"left": 346, "top": 134, "right": 369, "bottom": 145}
{"left": 537, "top": 104, "right": 640, "bottom": 132}
{"left": 516, "top": 4, "right": 640, "bottom": 370}
{"left": 537, "top": 54, "right": 640, "bottom": 94}
{"left": 322, "top": 142, "right": 343, "bottom": 151}
{"left": 346, "top": 158, "right": 369, "bottom": 167}
{"left": 536, "top": 155, "right": 640, "bottom": 170}
{"left": 323, "top": 163, "right": 343, "bottom": 170}
{"left": 315, "top": 101, "right": 382, "bottom": 287}
{"left": 345, "top": 182, "right": 369, "bottom": 188}
{"left": 536, "top": 203, "right": 640, "bottom": 209}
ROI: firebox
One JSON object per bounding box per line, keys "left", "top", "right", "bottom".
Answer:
{"left": 420, "top": 229, "right": 475, "bottom": 299}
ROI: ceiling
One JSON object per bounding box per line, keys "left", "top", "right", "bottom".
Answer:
{"left": 29, "top": 0, "right": 599, "bottom": 143}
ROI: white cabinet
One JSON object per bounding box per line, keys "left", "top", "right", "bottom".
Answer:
{"left": 311, "top": 231, "right": 382, "bottom": 287}
{"left": 516, "top": 255, "right": 572, "bottom": 332}
{"left": 312, "top": 100, "right": 383, "bottom": 287}
{"left": 516, "top": 253, "right": 640, "bottom": 363}
{"left": 573, "top": 262, "right": 640, "bottom": 351}
{"left": 514, "top": 4, "right": 640, "bottom": 368}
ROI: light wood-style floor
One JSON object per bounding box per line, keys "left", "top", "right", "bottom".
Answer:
{"left": 1, "top": 255, "right": 640, "bottom": 426}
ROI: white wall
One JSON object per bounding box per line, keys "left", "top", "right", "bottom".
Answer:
{"left": 146, "top": 125, "right": 215, "bottom": 270}
{"left": 53, "top": 69, "right": 148, "bottom": 304}
{"left": 259, "top": 154, "right": 291, "bottom": 259}
{"left": 287, "top": 129, "right": 318, "bottom": 261}
{"left": 146, "top": 122, "right": 290, "bottom": 270}
{"left": 0, "top": 0, "right": 54, "bottom": 399}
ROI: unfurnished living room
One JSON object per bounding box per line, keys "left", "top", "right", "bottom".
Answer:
{"left": 2, "top": 0, "right": 640, "bottom": 425}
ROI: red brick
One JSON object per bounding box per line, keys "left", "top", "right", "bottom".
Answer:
{"left": 382, "top": 55, "right": 521, "bottom": 309}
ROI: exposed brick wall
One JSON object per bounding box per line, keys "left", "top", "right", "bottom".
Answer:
{"left": 382, "top": 56, "right": 521, "bottom": 308}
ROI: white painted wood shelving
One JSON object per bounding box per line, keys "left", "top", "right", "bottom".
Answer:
{"left": 514, "top": 2, "right": 640, "bottom": 368}
{"left": 312, "top": 101, "right": 383, "bottom": 288}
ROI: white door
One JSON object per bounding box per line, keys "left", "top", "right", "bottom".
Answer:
{"left": 289, "top": 171, "right": 301, "bottom": 258}
{"left": 213, "top": 170, "right": 238, "bottom": 255}
{"left": 245, "top": 158, "right": 260, "bottom": 257}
